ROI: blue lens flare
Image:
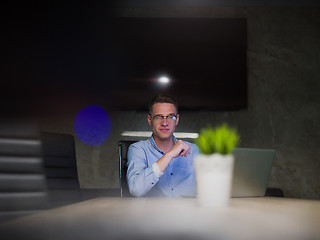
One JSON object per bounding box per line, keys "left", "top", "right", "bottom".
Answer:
{"left": 74, "top": 105, "right": 111, "bottom": 146}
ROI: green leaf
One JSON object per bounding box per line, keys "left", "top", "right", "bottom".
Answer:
{"left": 195, "top": 123, "right": 240, "bottom": 155}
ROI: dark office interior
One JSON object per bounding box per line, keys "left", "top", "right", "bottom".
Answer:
{"left": 1, "top": 1, "right": 320, "bottom": 236}
{"left": 2, "top": 0, "right": 320, "bottom": 197}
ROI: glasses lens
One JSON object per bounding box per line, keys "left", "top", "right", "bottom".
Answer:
{"left": 169, "top": 115, "right": 176, "bottom": 121}
{"left": 153, "top": 115, "right": 162, "bottom": 121}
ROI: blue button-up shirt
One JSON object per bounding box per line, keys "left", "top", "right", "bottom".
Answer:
{"left": 126, "top": 135, "right": 198, "bottom": 197}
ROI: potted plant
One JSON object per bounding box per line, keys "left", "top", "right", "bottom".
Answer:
{"left": 194, "top": 123, "right": 240, "bottom": 207}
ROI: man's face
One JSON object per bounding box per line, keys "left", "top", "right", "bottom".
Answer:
{"left": 148, "top": 103, "right": 179, "bottom": 141}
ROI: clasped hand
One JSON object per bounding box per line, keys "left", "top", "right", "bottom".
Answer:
{"left": 168, "top": 140, "right": 191, "bottom": 158}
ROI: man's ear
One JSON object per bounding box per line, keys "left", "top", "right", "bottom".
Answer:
{"left": 175, "top": 114, "right": 180, "bottom": 126}
{"left": 147, "top": 114, "right": 152, "bottom": 127}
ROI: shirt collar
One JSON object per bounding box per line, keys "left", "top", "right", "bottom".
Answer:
{"left": 148, "top": 134, "right": 177, "bottom": 154}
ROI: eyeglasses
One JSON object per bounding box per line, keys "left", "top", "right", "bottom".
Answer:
{"left": 152, "top": 114, "right": 177, "bottom": 123}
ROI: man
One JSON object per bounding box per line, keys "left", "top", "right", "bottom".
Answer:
{"left": 126, "top": 94, "right": 198, "bottom": 197}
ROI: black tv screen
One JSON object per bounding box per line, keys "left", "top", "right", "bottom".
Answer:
{"left": 2, "top": 14, "right": 247, "bottom": 114}
{"left": 104, "top": 17, "right": 247, "bottom": 111}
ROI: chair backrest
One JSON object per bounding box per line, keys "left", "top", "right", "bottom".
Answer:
{"left": 0, "top": 118, "right": 48, "bottom": 222}
{"left": 41, "top": 132, "right": 81, "bottom": 207}
{"left": 118, "top": 140, "right": 137, "bottom": 197}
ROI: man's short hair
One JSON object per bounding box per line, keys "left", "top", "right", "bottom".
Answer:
{"left": 148, "top": 94, "right": 178, "bottom": 114}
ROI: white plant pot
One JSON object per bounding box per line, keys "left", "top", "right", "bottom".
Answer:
{"left": 195, "top": 153, "right": 234, "bottom": 207}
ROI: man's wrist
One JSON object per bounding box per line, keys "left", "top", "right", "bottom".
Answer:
{"left": 165, "top": 151, "right": 175, "bottom": 159}
{"left": 152, "top": 163, "right": 164, "bottom": 178}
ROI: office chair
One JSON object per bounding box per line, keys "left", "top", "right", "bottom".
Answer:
{"left": 0, "top": 118, "right": 48, "bottom": 222}
{"left": 41, "top": 132, "right": 82, "bottom": 207}
{"left": 118, "top": 140, "right": 137, "bottom": 198}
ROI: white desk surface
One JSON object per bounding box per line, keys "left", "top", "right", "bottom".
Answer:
{"left": 1, "top": 197, "right": 320, "bottom": 240}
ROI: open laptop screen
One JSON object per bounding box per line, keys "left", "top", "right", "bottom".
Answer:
{"left": 231, "top": 148, "right": 275, "bottom": 197}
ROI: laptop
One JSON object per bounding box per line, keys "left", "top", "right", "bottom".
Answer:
{"left": 231, "top": 148, "right": 275, "bottom": 197}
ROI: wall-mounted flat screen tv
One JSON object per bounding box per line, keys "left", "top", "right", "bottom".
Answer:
{"left": 104, "top": 17, "right": 247, "bottom": 111}
{"left": 2, "top": 16, "right": 247, "bottom": 114}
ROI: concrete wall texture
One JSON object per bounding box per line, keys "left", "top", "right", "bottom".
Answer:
{"left": 40, "top": 7, "right": 320, "bottom": 199}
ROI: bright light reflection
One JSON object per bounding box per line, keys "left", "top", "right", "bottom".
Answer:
{"left": 121, "top": 131, "right": 199, "bottom": 139}
{"left": 158, "top": 76, "right": 170, "bottom": 84}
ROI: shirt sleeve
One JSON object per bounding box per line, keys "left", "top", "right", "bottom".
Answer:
{"left": 152, "top": 163, "right": 164, "bottom": 178}
{"left": 126, "top": 144, "right": 160, "bottom": 197}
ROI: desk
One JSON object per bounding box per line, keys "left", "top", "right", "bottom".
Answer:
{"left": 1, "top": 197, "right": 319, "bottom": 240}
